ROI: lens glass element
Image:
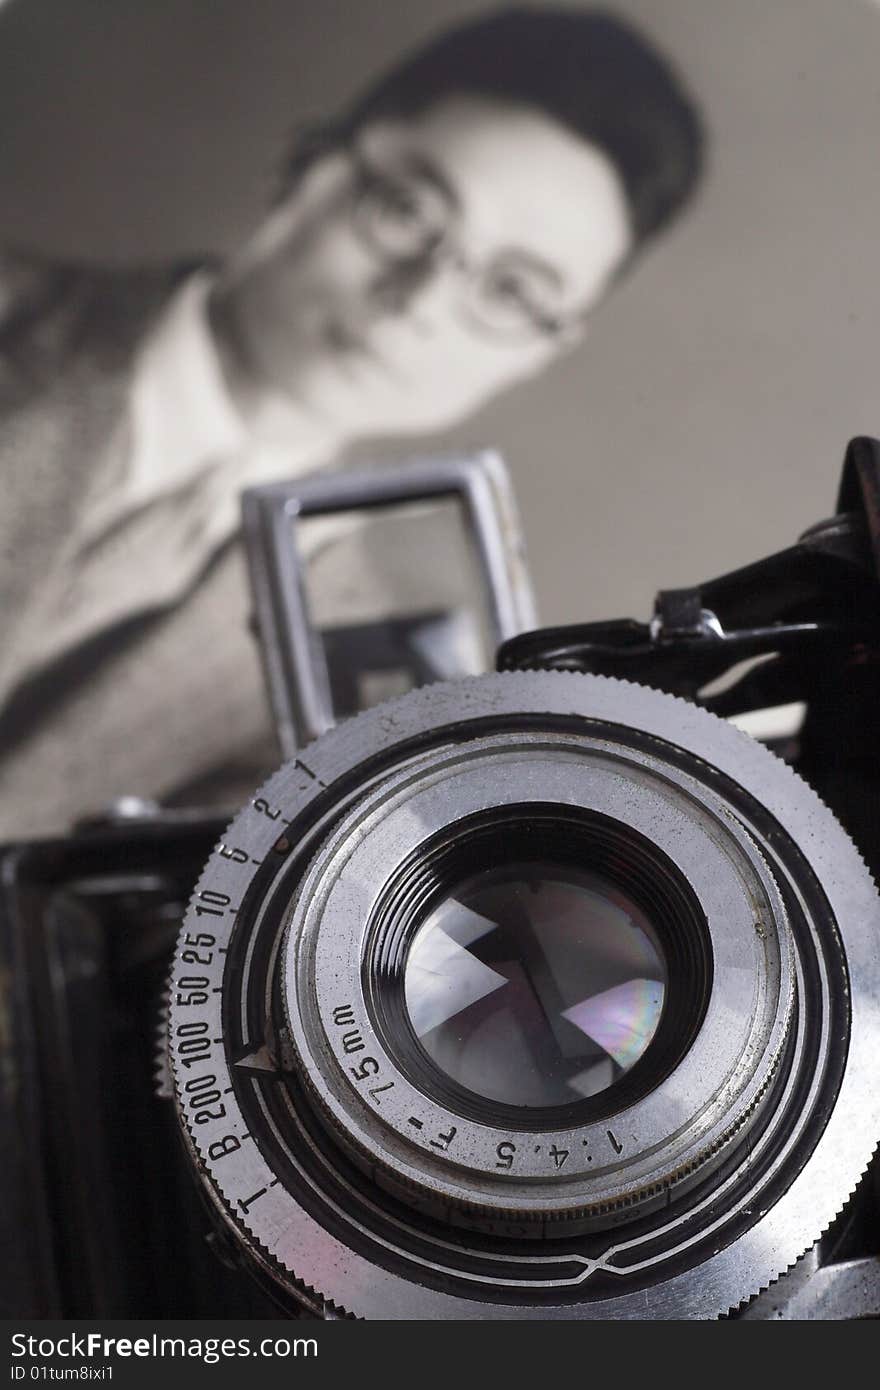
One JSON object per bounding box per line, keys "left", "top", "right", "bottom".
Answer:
{"left": 403, "top": 861, "right": 667, "bottom": 1109}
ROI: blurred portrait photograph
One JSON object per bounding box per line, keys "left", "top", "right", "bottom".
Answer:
{"left": 3, "top": 0, "right": 880, "bottom": 1330}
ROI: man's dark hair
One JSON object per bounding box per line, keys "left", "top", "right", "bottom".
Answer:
{"left": 284, "top": 6, "right": 704, "bottom": 249}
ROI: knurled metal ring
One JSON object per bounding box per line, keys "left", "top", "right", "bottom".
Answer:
{"left": 169, "top": 672, "right": 880, "bottom": 1319}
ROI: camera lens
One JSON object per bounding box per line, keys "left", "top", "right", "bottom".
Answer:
{"left": 404, "top": 861, "right": 666, "bottom": 1109}
{"left": 170, "top": 671, "right": 880, "bottom": 1319}
{"left": 364, "top": 806, "right": 706, "bottom": 1132}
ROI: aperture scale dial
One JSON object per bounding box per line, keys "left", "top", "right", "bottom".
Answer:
{"left": 169, "top": 672, "right": 880, "bottom": 1319}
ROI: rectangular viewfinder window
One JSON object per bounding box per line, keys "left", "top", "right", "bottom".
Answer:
{"left": 296, "top": 496, "right": 493, "bottom": 719}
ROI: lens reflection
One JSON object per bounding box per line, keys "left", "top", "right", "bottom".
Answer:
{"left": 403, "top": 861, "right": 667, "bottom": 1109}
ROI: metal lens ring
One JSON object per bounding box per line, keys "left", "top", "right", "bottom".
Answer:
{"left": 283, "top": 737, "right": 793, "bottom": 1227}
{"left": 169, "top": 673, "right": 880, "bottom": 1319}
{"left": 367, "top": 805, "right": 709, "bottom": 1129}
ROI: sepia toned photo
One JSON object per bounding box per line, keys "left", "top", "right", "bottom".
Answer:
{"left": 2, "top": 0, "right": 879, "bottom": 1330}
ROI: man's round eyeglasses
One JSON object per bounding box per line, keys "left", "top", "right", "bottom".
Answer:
{"left": 348, "top": 147, "right": 583, "bottom": 346}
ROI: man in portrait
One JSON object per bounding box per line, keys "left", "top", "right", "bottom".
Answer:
{"left": 0, "top": 6, "right": 703, "bottom": 836}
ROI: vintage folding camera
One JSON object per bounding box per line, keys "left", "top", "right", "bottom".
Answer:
{"left": 3, "top": 441, "right": 879, "bottom": 1321}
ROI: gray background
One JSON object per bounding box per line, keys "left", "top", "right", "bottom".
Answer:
{"left": 2, "top": 0, "right": 879, "bottom": 624}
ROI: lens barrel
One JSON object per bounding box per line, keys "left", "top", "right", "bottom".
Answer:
{"left": 283, "top": 732, "right": 792, "bottom": 1231}
{"left": 169, "top": 672, "right": 880, "bottom": 1318}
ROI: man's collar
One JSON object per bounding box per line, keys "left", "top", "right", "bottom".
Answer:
{"left": 128, "top": 269, "right": 249, "bottom": 497}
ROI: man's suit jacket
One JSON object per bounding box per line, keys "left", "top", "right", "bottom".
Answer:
{"left": 0, "top": 256, "right": 281, "bottom": 838}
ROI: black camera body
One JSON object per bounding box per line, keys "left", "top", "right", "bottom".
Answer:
{"left": 4, "top": 440, "right": 880, "bottom": 1321}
